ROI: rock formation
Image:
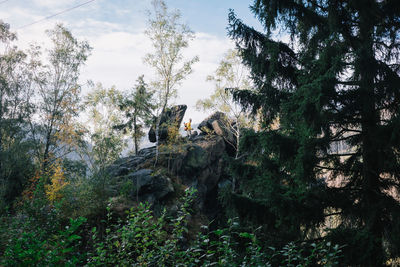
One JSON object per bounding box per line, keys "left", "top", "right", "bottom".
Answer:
{"left": 148, "top": 105, "right": 187, "bottom": 143}
{"left": 198, "top": 112, "right": 236, "bottom": 153}
{"left": 106, "top": 109, "right": 237, "bottom": 219}
{"left": 107, "top": 134, "right": 227, "bottom": 211}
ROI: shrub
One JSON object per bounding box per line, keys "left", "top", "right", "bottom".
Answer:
{"left": 2, "top": 217, "right": 87, "bottom": 266}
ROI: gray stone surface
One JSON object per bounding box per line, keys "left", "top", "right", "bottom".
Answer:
{"left": 107, "top": 110, "right": 235, "bottom": 214}
{"left": 211, "top": 120, "right": 235, "bottom": 145}
{"left": 128, "top": 169, "right": 174, "bottom": 203}
{"left": 198, "top": 112, "right": 236, "bottom": 147}
{"left": 198, "top": 111, "right": 227, "bottom": 134}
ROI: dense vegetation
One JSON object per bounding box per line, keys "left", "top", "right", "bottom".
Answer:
{"left": 1, "top": 0, "right": 400, "bottom": 266}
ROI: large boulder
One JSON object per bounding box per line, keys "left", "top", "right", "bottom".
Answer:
{"left": 198, "top": 112, "right": 236, "bottom": 148}
{"left": 149, "top": 105, "right": 187, "bottom": 143}
{"left": 106, "top": 155, "right": 147, "bottom": 177}
{"left": 198, "top": 111, "right": 227, "bottom": 134}
{"left": 211, "top": 120, "right": 235, "bottom": 146}
{"left": 106, "top": 146, "right": 157, "bottom": 177}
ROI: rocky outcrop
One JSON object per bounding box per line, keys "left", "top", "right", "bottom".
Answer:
{"left": 106, "top": 146, "right": 156, "bottom": 177}
{"left": 198, "top": 111, "right": 227, "bottom": 134}
{"left": 127, "top": 169, "right": 174, "bottom": 204}
{"left": 107, "top": 135, "right": 228, "bottom": 213}
{"left": 198, "top": 112, "right": 236, "bottom": 150}
{"left": 149, "top": 105, "right": 187, "bottom": 143}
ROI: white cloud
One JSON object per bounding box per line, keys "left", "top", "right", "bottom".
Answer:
{"left": 32, "top": 0, "right": 77, "bottom": 9}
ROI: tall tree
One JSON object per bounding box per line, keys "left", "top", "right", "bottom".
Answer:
{"left": 116, "top": 75, "right": 155, "bottom": 155}
{"left": 144, "top": 0, "right": 199, "bottom": 163}
{"left": 144, "top": 0, "right": 199, "bottom": 112}
{"left": 196, "top": 49, "right": 253, "bottom": 159}
{"left": 30, "top": 24, "right": 91, "bottom": 170}
{"left": 0, "top": 21, "right": 35, "bottom": 209}
{"left": 228, "top": 0, "right": 400, "bottom": 265}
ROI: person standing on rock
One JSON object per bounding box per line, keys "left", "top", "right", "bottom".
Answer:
{"left": 184, "top": 118, "right": 192, "bottom": 136}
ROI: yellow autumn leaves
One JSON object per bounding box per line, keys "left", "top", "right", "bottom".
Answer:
{"left": 44, "top": 162, "right": 69, "bottom": 203}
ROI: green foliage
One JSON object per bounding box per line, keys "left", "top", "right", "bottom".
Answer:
{"left": 88, "top": 188, "right": 195, "bottom": 266}
{"left": 83, "top": 83, "right": 127, "bottom": 174}
{"left": 144, "top": 0, "right": 199, "bottom": 166}
{"left": 59, "top": 176, "right": 104, "bottom": 220}
{"left": 0, "top": 20, "right": 36, "bottom": 211}
{"left": 2, "top": 216, "right": 86, "bottom": 266}
{"left": 144, "top": 0, "right": 199, "bottom": 112}
{"left": 196, "top": 49, "right": 251, "bottom": 117}
{"left": 270, "top": 241, "right": 343, "bottom": 267}
{"left": 196, "top": 49, "right": 254, "bottom": 159}
{"left": 62, "top": 158, "right": 87, "bottom": 180}
{"left": 183, "top": 218, "right": 342, "bottom": 267}
{"left": 0, "top": 138, "right": 35, "bottom": 211}
{"left": 85, "top": 188, "right": 342, "bottom": 266}
{"left": 1, "top": 168, "right": 88, "bottom": 265}
{"left": 1, "top": 183, "right": 342, "bottom": 266}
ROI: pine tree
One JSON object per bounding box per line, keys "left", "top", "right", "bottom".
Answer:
{"left": 116, "top": 75, "right": 155, "bottom": 155}
{"left": 228, "top": 0, "right": 400, "bottom": 265}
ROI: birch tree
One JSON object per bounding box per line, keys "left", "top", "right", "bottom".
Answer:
{"left": 83, "top": 84, "right": 126, "bottom": 174}
{"left": 144, "top": 0, "right": 199, "bottom": 164}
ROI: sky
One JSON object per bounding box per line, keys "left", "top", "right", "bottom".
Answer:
{"left": 0, "top": 0, "right": 263, "bottom": 123}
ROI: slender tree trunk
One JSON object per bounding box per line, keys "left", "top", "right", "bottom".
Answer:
{"left": 232, "top": 118, "right": 240, "bottom": 192}
{"left": 134, "top": 115, "right": 138, "bottom": 155}
{"left": 154, "top": 115, "right": 160, "bottom": 167}
{"left": 358, "top": 7, "right": 383, "bottom": 263}
{"left": 154, "top": 82, "right": 170, "bottom": 167}
{"left": 235, "top": 119, "right": 240, "bottom": 160}
{"left": 43, "top": 129, "right": 52, "bottom": 172}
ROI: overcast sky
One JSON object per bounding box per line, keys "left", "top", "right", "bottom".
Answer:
{"left": 1, "top": 0, "right": 262, "bottom": 123}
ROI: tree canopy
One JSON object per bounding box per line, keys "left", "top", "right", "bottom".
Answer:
{"left": 144, "top": 0, "right": 199, "bottom": 113}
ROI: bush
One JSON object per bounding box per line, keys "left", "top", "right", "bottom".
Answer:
{"left": 1, "top": 186, "right": 343, "bottom": 266}
{"left": 87, "top": 188, "right": 342, "bottom": 266}
{"left": 88, "top": 188, "right": 196, "bottom": 266}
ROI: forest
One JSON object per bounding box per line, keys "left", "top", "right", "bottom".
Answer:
{"left": 1, "top": 0, "right": 400, "bottom": 266}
